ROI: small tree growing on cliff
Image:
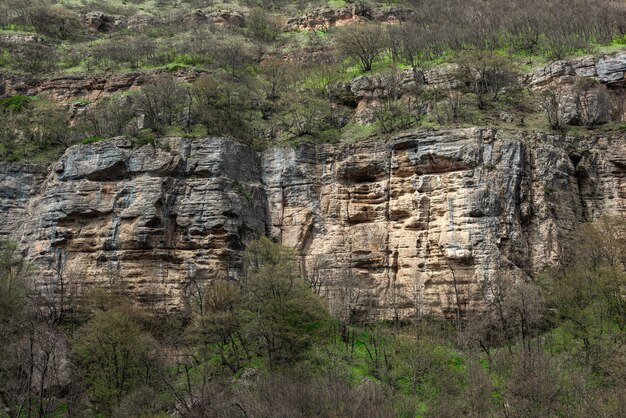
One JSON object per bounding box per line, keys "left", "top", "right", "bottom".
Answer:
{"left": 137, "top": 76, "right": 189, "bottom": 134}
{"left": 455, "top": 51, "right": 521, "bottom": 109}
{"left": 539, "top": 90, "right": 565, "bottom": 131}
{"left": 258, "top": 57, "right": 299, "bottom": 101}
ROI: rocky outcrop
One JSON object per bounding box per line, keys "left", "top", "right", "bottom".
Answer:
{"left": 0, "top": 33, "right": 49, "bottom": 45}
{"left": 17, "top": 138, "right": 267, "bottom": 311}
{"left": 3, "top": 130, "right": 625, "bottom": 318}
{"left": 526, "top": 53, "right": 626, "bottom": 125}
{"left": 184, "top": 9, "right": 245, "bottom": 27}
{"left": 287, "top": 6, "right": 415, "bottom": 31}
{"left": 331, "top": 66, "right": 464, "bottom": 122}
{"left": 330, "top": 51, "right": 626, "bottom": 124}
{"left": 0, "top": 162, "right": 46, "bottom": 240}
{"left": 262, "top": 129, "right": 626, "bottom": 318}
{"left": 527, "top": 53, "right": 626, "bottom": 87}
{"left": 1, "top": 69, "right": 204, "bottom": 102}
{"left": 84, "top": 11, "right": 127, "bottom": 32}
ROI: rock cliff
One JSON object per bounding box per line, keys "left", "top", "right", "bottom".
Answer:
{"left": 2, "top": 129, "right": 625, "bottom": 318}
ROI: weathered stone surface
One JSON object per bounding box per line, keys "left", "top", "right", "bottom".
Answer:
{"left": 344, "top": 67, "right": 457, "bottom": 122}
{"left": 0, "top": 33, "right": 49, "bottom": 45}
{"left": 527, "top": 53, "right": 626, "bottom": 87}
{"left": 127, "top": 14, "right": 155, "bottom": 30}
{"left": 4, "top": 131, "right": 625, "bottom": 318}
{"left": 84, "top": 11, "right": 126, "bottom": 32}
{"left": 183, "top": 9, "right": 245, "bottom": 27}
{"left": 596, "top": 52, "right": 626, "bottom": 84}
{"left": 18, "top": 138, "right": 267, "bottom": 312}
{"left": 286, "top": 5, "right": 415, "bottom": 31}
{"left": 262, "top": 129, "right": 626, "bottom": 319}
{"left": 206, "top": 10, "right": 245, "bottom": 27}
{"left": 1, "top": 69, "right": 205, "bottom": 102}
{"left": 0, "top": 162, "right": 47, "bottom": 241}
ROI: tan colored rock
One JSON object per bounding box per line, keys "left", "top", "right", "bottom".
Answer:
{"left": 4, "top": 69, "right": 206, "bottom": 103}
{"left": 262, "top": 129, "right": 626, "bottom": 319}
{"left": 4, "top": 130, "right": 625, "bottom": 319}
{"left": 286, "top": 6, "right": 415, "bottom": 31}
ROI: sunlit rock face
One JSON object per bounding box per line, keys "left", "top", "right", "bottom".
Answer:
{"left": 3, "top": 130, "right": 625, "bottom": 317}
{"left": 262, "top": 128, "right": 626, "bottom": 319}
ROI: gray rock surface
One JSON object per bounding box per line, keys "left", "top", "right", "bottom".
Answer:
{"left": 3, "top": 131, "right": 625, "bottom": 318}
{"left": 527, "top": 53, "right": 626, "bottom": 86}
{"left": 0, "top": 162, "right": 46, "bottom": 240}
{"left": 18, "top": 138, "right": 267, "bottom": 311}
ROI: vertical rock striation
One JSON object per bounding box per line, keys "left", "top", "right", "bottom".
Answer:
{"left": 18, "top": 138, "right": 267, "bottom": 311}
{"left": 262, "top": 129, "right": 626, "bottom": 318}
{"left": 2, "top": 130, "right": 625, "bottom": 317}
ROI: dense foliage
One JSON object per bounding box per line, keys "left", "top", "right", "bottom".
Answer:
{"left": 0, "top": 219, "right": 625, "bottom": 417}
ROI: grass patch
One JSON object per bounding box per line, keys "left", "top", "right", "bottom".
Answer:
{"left": 0, "top": 95, "right": 34, "bottom": 111}
{"left": 81, "top": 135, "right": 105, "bottom": 145}
{"left": 338, "top": 122, "right": 378, "bottom": 143}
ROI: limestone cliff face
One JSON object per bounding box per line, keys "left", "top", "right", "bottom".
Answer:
{"left": 263, "top": 129, "right": 626, "bottom": 318}
{"left": 3, "top": 130, "right": 625, "bottom": 317}
{"left": 16, "top": 138, "right": 267, "bottom": 311}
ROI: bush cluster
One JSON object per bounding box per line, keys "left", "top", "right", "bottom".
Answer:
{"left": 1, "top": 218, "right": 625, "bottom": 416}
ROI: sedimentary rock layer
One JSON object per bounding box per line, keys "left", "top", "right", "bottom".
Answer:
{"left": 2, "top": 129, "right": 624, "bottom": 317}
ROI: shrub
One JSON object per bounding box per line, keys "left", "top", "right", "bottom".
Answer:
{"left": 242, "top": 237, "right": 330, "bottom": 370}
{"left": 137, "top": 76, "right": 189, "bottom": 134}
{"left": 77, "top": 96, "right": 139, "bottom": 139}
{"left": 19, "top": 5, "right": 84, "bottom": 40}
{"left": 455, "top": 51, "right": 521, "bottom": 110}
{"left": 190, "top": 75, "right": 259, "bottom": 140}
{"left": 74, "top": 310, "right": 157, "bottom": 414}
{"left": 258, "top": 57, "right": 299, "bottom": 100}
{"left": 274, "top": 93, "right": 340, "bottom": 139}
{"left": 9, "top": 43, "right": 57, "bottom": 75}
{"left": 81, "top": 135, "right": 105, "bottom": 145}
{"left": 0, "top": 95, "right": 34, "bottom": 112}
{"left": 20, "top": 99, "right": 71, "bottom": 149}
{"left": 247, "top": 8, "right": 283, "bottom": 42}
{"left": 539, "top": 90, "right": 565, "bottom": 131}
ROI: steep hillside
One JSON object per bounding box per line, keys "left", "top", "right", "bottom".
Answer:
{"left": 2, "top": 2, "right": 626, "bottom": 417}
{"left": 2, "top": 0, "right": 626, "bottom": 318}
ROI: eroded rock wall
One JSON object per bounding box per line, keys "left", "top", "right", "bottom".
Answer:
{"left": 18, "top": 138, "right": 267, "bottom": 311}
{"left": 262, "top": 129, "right": 626, "bottom": 318}
{"left": 3, "top": 130, "right": 625, "bottom": 317}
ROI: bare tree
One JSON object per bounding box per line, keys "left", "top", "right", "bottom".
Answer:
{"left": 304, "top": 254, "right": 327, "bottom": 296}
{"left": 137, "top": 76, "right": 188, "bottom": 134}
{"left": 456, "top": 51, "right": 521, "bottom": 109}
{"left": 335, "top": 23, "right": 385, "bottom": 72}
{"left": 258, "top": 57, "right": 299, "bottom": 101}
{"left": 539, "top": 89, "right": 565, "bottom": 131}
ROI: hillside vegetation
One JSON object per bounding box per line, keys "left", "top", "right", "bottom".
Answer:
{"left": 1, "top": 2, "right": 626, "bottom": 417}
{"left": 1, "top": 219, "right": 625, "bottom": 417}
{"left": 2, "top": 0, "right": 626, "bottom": 161}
